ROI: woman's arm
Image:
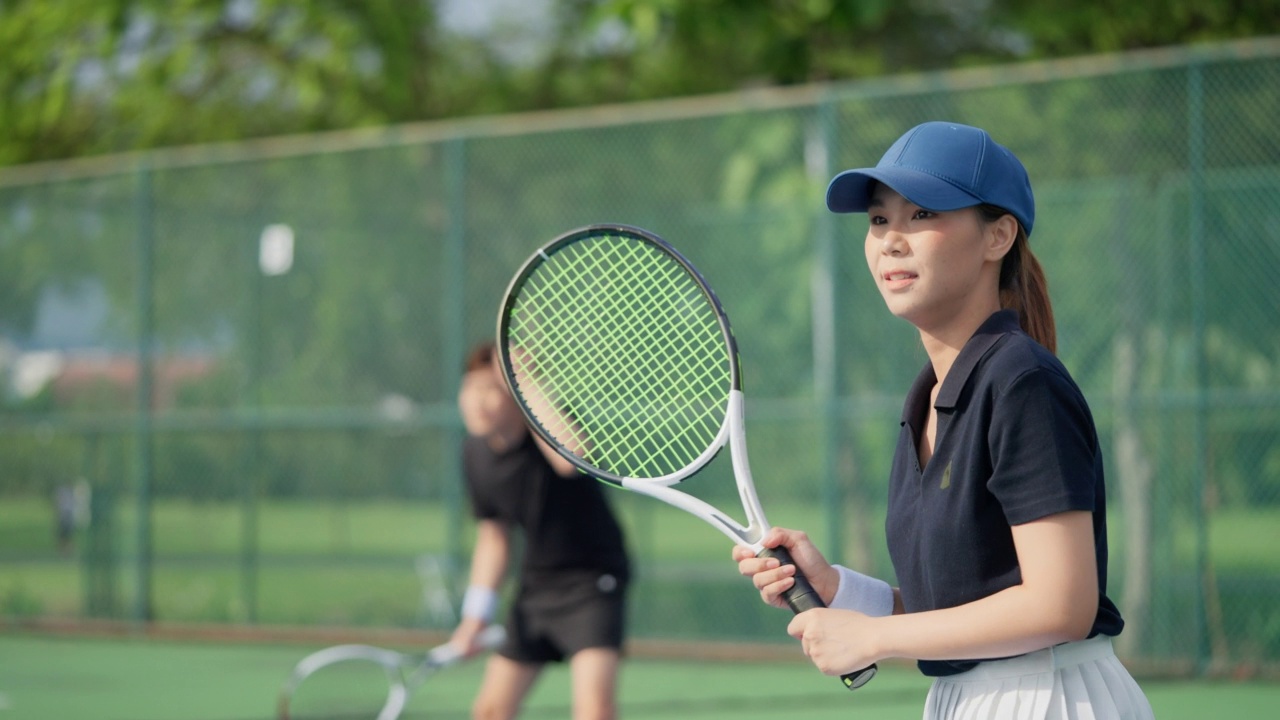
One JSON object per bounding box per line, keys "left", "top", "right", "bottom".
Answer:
{"left": 788, "top": 510, "right": 1098, "bottom": 676}
{"left": 450, "top": 518, "right": 510, "bottom": 652}
{"left": 874, "top": 510, "right": 1098, "bottom": 660}
{"left": 532, "top": 434, "right": 578, "bottom": 477}
{"left": 466, "top": 518, "right": 510, "bottom": 592}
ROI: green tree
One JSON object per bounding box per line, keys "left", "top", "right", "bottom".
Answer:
{"left": 576, "top": 0, "right": 1280, "bottom": 97}
{"left": 4, "top": 0, "right": 1278, "bottom": 167}
{"left": 996, "top": 0, "right": 1280, "bottom": 56}
{"left": 0, "top": 0, "right": 449, "bottom": 165}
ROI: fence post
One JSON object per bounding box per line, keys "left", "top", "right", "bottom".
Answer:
{"left": 240, "top": 221, "right": 267, "bottom": 625}
{"left": 809, "top": 99, "right": 843, "bottom": 564}
{"left": 1186, "top": 60, "right": 1212, "bottom": 676}
{"left": 132, "top": 162, "right": 156, "bottom": 623}
{"left": 441, "top": 137, "right": 468, "bottom": 582}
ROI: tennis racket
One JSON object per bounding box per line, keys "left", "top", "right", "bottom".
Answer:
{"left": 277, "top": 625, "right": 506, "bottom": 720}
{"left": 496, "top": 223, "right": 876, "bottom": 690}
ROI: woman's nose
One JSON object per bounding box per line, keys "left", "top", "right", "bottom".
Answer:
{"left": 880, "top": 231, "right": 906, "bottom": 256}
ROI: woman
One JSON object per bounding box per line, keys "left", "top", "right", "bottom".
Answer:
{"left": 733, "top": 121, "right": 1153, "bottom": 719}
{"left": 452, "top": 342, "right": 631, "bottom": 720}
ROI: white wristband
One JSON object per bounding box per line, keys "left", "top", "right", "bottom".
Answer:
{"left": 830, "top": 565, "right": 894, "bottom": 618}
{"left": 461, "top": 586, "right": 498, "bottom": 622}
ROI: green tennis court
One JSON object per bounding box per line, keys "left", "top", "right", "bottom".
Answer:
{"left": 2, "top": 632, "right": 1274, "bottom": 719}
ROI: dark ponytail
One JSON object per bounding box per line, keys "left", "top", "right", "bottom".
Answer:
{"left": 979, "top": 205, "right": 1057, "bottom": 354}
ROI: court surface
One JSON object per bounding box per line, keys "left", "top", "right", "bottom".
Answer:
{"left": 1, "top": 633, "right": 1274, "bottom": 719}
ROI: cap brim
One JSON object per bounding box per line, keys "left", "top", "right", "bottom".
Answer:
{"left": 826, "top": 167, "right": 984, "bottom": 214}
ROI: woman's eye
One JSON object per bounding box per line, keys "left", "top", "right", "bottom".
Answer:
{"left": 914, "top": 210, "right": 935, "bottom": 220}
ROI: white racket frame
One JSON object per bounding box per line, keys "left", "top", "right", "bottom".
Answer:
{"left": 277, "top": 625, "right": 505, "bottom": 720}
{"left": 619, "top": 389, "right": 773, "bottom": 554}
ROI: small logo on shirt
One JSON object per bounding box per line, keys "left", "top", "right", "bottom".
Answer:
{"left": 939, "top": 463, "right": 952, "bottom": 490}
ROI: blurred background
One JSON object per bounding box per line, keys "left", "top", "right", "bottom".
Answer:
{"left": 2, "top": 0, "right": 1278, "bottom": 686}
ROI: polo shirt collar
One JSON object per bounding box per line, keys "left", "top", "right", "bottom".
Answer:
{"left": 936, "top": 310, "right": 1021, "bottom": 409}
{"left": 899, "top": 310, "right": 1021, "bottom": 425}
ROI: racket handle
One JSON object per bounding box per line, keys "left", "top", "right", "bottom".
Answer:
{"left": 758, "top": 545, "right": 878, "bottom": 691}
{"left": 761, "top": 545, "right": 821, "bottom": 612}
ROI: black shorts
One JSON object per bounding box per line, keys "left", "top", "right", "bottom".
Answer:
{"left": 499, "top": 569, "right": 628, "bottom": 664}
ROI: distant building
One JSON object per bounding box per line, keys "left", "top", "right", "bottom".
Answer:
{"left": 51, "top": 353, "right": 218, "bottom": 409}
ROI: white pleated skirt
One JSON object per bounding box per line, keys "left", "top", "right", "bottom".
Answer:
{"left": 923, "top": 636, "right": 1153, "bottom": 720}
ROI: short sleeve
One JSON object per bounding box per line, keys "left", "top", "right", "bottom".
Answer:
{"left": 986, "top": 366, "right": 1099, "bottom": 525}
{"left": 462, "top": 441, "right": 502, "bottom": 521}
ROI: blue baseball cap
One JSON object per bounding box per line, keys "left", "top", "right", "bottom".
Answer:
{"left": 825, "top": 121, "right": 1035, "bottom": 237}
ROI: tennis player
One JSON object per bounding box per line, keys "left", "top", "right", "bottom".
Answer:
{"left": 734, "top": 121, "right": 1153, "bottom": 719}
{"left": 450, "top": 341, "right": 631, "bottom": 720}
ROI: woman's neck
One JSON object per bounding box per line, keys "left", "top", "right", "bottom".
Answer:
{"left": 917, "top": 302, "right": 1000, "bottom": 387}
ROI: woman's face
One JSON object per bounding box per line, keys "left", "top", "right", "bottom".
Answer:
{"left": 458, "top": 361, "right": 526, "bottom": 440}
{"left": 863, "top": 184, "right": 1006, "bottom": 335}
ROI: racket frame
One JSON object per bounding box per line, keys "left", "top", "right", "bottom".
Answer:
{"left": 622, "top": 389, "right": 771, "bottom": 551}
{"left": 277, "top": 625, "right": 506, "bottom": 720}
{"left": 497, "top": 224, "right": 769, "bottom": 551}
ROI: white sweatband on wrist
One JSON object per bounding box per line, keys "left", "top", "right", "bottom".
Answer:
{"left": 461, "top": 586, "right": 498, "bottom": 622}
{"left": 830, "top": 565, "right": 894, "bottom": 618}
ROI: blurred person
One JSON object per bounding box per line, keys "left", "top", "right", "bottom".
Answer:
{"left": 450, "top": 341, "right": 631, "bottom": 720}
{"left": 53, "top": 480, "right": 88, "bottom": 556}
{"left": 734, "top": 122, "right": 1153, "bottom": 719}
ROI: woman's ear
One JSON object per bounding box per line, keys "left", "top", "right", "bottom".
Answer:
{"left": 984, "top": 213, "right": 1018, "bottom": 262}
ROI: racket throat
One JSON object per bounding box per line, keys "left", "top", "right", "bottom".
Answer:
{"left": 727, "top": 389, "right": 771, "bottom": 548}
{"left": 621, "top": 480, "right": 763, "bottom": 548}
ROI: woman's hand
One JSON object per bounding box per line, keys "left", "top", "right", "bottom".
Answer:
{"left": 788, "top": 608, "right": 883, "bottom": 677}
{"left": 449, "top": 617, "right": 494, "bottom": 658}
{"left": 732, "top": 527, "right": 839, "bottom": 609}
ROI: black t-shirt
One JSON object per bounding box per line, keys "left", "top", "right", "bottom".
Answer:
{"left": 884, "top": 310, "right": 1124, "bottom": 677}
{"left": 462, "top": 433, "right": 630, "bottom": 581}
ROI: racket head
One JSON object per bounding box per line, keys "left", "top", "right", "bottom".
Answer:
{"left": 276, "top": 644, "right": 410, "bottom": 720}
{"left": 277, "top": 628, "right": 504, "bottom": 720}
{"left": 497, "top": 224, "right": 742, "bottom": 487}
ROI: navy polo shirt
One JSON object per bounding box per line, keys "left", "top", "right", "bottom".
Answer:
{"left": 884, "top": 310, "right": 1124, "bottom": 677}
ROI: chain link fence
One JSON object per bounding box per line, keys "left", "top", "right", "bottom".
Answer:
{"left": 2, "top": 38, "right": 1278, "bottom": 675}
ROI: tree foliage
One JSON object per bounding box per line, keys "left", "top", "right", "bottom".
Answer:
{"left": 0, "top": 0, "right": 446, "bottom": 165}
{"left": 2, "top": 0, "right": 1278, "bottom": 166}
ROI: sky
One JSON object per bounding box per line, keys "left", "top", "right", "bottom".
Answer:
{"left": 437, "top": 0, "right": 557, "bottom": 64}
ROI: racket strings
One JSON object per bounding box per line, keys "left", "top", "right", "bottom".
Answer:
{"left": 595, "top": 262, "right": 718, "bottom": 472}
{"left": 507, "top": 234, "right": 730, "bottom": 478}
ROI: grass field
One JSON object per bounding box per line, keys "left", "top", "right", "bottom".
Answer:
{"left": 1, "top": 633, "right": 1277, "bottom": 720}
{"left": 5, "top": 495, "right": 1278, "bottom": 570}
{"left": 3, "top": 494, "right": 1280, "bottom": 664}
